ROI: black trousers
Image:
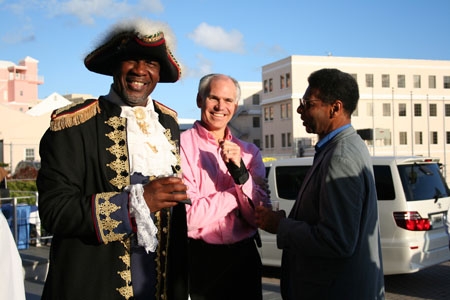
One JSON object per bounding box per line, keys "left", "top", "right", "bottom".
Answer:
{"left": 188, "top": 237, "right": 263, "bottom": 300}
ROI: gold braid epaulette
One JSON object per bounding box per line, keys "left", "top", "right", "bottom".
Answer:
{"left": 154, "top": 100, "right": 178, "bottom": 122}
{"left": 50, "top": 99, "right": 101, "bottom": 131}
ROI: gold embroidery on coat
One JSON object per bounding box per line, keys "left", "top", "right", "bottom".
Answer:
{"left": 105, "top": 116, "right": 130, "bottom": 190}
{"left": 103, "top": 116, "right": 132, "bottom": 298}
{"left": 116, "top": 239, "right": 133, "bottom": 299}
{"left": 154, "top": 208, "right": 171, "bottom": 300}
{"left": 95, "top": 192, "right": 126, "bottom": 243}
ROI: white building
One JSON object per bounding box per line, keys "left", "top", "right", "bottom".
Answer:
{"left": 259, "top": 55, "right": 450, "bottom": 179}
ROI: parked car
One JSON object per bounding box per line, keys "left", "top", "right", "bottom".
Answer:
{"left": 259, "top": 156, "right": 450, "bottom": 275}
{"left": 12, "top": 160, "right": 41, "bottom": 179}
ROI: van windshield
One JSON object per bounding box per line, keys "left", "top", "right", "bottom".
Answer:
{"left": 398, "top": 163, "right": 450, "bottom": 201}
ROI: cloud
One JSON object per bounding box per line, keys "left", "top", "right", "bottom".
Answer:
{"left": 0, "top": 12, "right": 36, "bottom": 45}
{"left": 253, "top": 42, "right": 286, "bottom": 57}
{"left": 48, "top": 0, "right": 164, "bottom": 25}
{"left": 183, "top": 53, "right": 214, "bottom": 79}
{"left": 2, "top": 31, "right": 36, "bottom": 44}
{"left": 188, "top": 22, "right": 245, "bottom": 54}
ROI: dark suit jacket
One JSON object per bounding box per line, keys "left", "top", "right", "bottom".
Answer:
{"left": 37, "top": 97, "right": 188, "bottom": 300}
{"left": 278, "top": 126, "right": 385, "bottom": 300}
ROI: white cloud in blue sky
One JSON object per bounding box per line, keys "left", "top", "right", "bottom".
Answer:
{"left": 188, "top": 22, "right": 245, "bottom": 54}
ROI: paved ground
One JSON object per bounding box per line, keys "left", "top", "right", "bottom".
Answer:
{"left": 20, "top": 245, "right": 450, "bottom": 299}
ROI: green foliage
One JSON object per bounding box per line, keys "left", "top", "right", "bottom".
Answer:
{"left": 6, "top": 179, "right": 38, "bottom": 205}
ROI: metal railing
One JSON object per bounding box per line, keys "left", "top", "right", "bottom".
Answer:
{"left": 0, "top": 193, "right": 51, "bottom": 248}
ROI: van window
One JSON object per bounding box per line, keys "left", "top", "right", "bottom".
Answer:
{"left": 398, "top": 163, "right": 450, "bottom": 201}
{"left": 274, "top": 166, "right": 310, "bottom": 200}
{"left": 373, "top": 166, "right": 396, "bottom": 200}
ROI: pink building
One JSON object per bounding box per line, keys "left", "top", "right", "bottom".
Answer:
{"left": 0, "top": 56, "right": 44, "bottom": 112}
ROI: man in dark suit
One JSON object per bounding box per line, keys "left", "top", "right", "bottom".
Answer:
{"left": 256, "top": 68, "right": 385, "bottom": 299}
{"left": 37, "top": 18, "right": 189, "bottom": 300}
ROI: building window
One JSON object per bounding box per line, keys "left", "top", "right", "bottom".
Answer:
{"left": 287, "top": 132, "right": 292, "bottom": 147}
{"left": 382, "top": 74, "right": 390, "bottom": 88}
{"left": 429, "top": 103, "right": 437, "bottom": 117}
{"left": 446, "top": 132, "right": 450, "bottom": 144}
{"left": 265, "top": 135, "right": 269, "bottom": 149}
{"left": 281, "top": 133, "right": 286, "bottom": 147}
{"left": 280, "top": 104, "right": 286, "bottom": 119}
{"left": 397, "top": 75, "right": 405, "bottom": 88}
{"left": 446, "top": 104, "right": 450, "bottom": 117}
{"left": 365, "top": 74, "right": 373, "bottom": 88}
{"left": 285, "top": 73, "right": 291, "bottom": 88}
{"left": 280, "top": 75, "right": 285, "bottom": 89}
{"left": 367, "top": 103, "right": 373, "bottom": 117}
{"left": 429, "top": 75, "right": 436, "bottom": 89}
{"left": 280, "top": 102, "right": 292, "bottom": 119}
{"left": 20, "top": 90, "right": 24, "bottom": 96}
{"left": 431, "top": 131, "right": 438, "bottom": 144}
{"left": 269, "top": 78, "right": 273, "bottom": 92}
{"left": 414, "top": 131, "right": 423, "bottom": 145}
{"left": 263, "top": 80, "right": 268, "bottom": 93}
{"left": 270, "top": 134, "right": 274, "bottom": 148}
{"left": 252, "top": 94, "right": 260, "bottom": 105}
{"left": 444, "top": 76, "right": 450, "bottom": 89}
{"left": 413, "top": 75, "right": 421, "bottom": 88}
{"left": 398, "top": 103, "right": 406, "bottom": 116}
{"left": 252, "top": 116, "right": 260, "bottom": 128}
{"left": 350, "top": 73, "right": 357, "bottom": 82}
{"left": 382, "top": 103, "right": 391, "bottom": 116}
{"left": 264, "top": 107, "right": 274, "bottom": 121}
{"left": 25, "top": 148, "right": 35, "bottom": 161}
{"left": 414, "top": 103, "right": 421, "bottom": 117}
{"left": 399, "top": 132, "right": 408, "bottom": 145}
{"left": 253, "top": 139, "right": 261, "bottom": 149}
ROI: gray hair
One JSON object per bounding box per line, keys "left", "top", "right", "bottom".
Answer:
{"left": 197, "top": 73, "right": 241, "bottom": 102}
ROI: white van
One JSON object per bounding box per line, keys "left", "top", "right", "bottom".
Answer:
{"left": 260, "top": 156, "right": 450, "bottom": 275}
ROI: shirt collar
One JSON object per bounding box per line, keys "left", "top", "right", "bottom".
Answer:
{"left": 315, "top": 124, "right": 352, "bottom": 152}
{"left": 194, "top": 121, "right": 232, "bottom": 142}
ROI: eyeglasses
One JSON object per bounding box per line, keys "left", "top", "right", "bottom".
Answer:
{"left": 298, "top": 98, "right": 321, "bottom": 110}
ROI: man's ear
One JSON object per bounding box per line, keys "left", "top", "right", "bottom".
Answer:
{"left": 196, "top": 93, "right": 203, "bottom": 108}
{"left": 330, "top": 101, "right": 341, "bottom": 117}
{"left": 333, "top": 104, "right": 339, "bottom": 113}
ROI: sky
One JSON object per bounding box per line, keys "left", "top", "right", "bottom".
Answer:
{"left": 1, "top": 0, "right": 450, "bottom": 119}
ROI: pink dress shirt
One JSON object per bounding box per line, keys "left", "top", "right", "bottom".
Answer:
{"left": 180, "top": 121, "right": 269, "bottom": 244}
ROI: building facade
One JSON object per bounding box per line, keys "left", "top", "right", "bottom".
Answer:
{"left": 0, "top": 56, "right": 44, "bottom": 112}
{"left": 260, "top": 55, "right": 450, "bottom": 179}
{"left": 228, "top": 82, "right": 263, "bottom": 148}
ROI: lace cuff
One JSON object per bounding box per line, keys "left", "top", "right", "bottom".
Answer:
{"left": 129, "top": 184, "right": 158, "bottom": 253}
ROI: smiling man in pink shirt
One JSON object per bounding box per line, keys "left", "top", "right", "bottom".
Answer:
{"left": 180, "top": 73, "right": 270, "bottom": 300}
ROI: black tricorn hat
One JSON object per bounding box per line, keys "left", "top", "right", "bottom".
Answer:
{"left": 84, "top": 19, "right": 181, "bottom": 83}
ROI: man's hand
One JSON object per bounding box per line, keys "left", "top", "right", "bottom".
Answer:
{"left": 255, "top": 205, "right": 286, "bottom": 234}
{"left": 143, "top": 176, "right": 189, "bottom": 212}
{"left": 219, "top": 140, "right": 241, "bottom": 167}
{"left": 219, "top": 140, "right": 250, "bottom": 185}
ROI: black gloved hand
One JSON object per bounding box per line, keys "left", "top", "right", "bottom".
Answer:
{"left": 226, "top": 159, "right": 249, "bottom": 185}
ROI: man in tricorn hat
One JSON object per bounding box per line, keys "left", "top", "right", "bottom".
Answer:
{"left": 37, "top": 18, "right": 189, "bottom": 300}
